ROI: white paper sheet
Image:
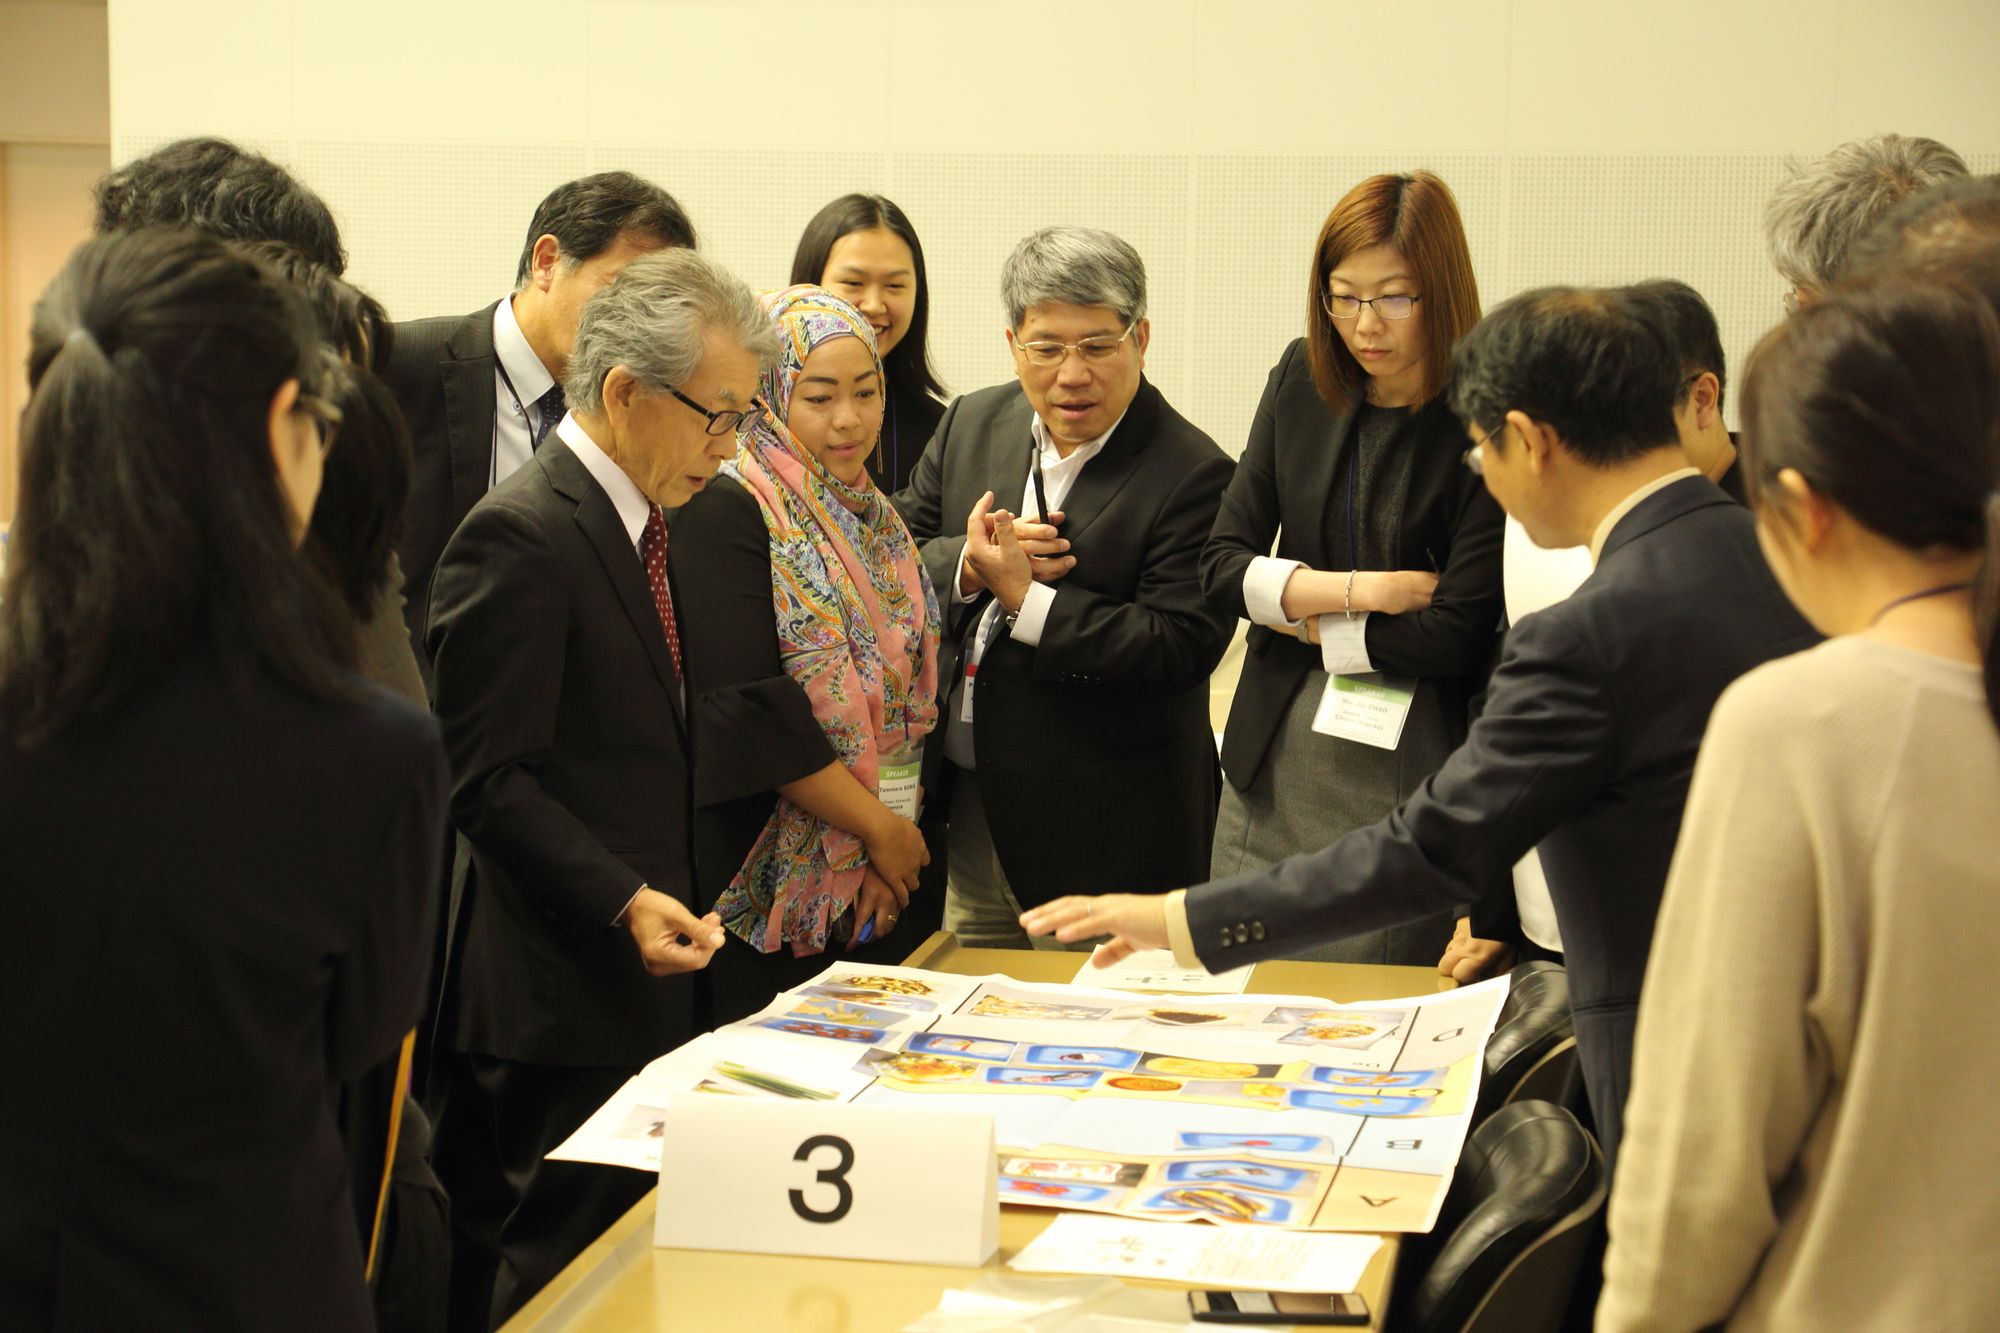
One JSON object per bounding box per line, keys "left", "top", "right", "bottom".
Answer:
{"left": 1077, "top": 947, "right": 1255, "bottom": 995}
{"left": 1009, "top": 1215, "right": 1383, "bottom": 1294}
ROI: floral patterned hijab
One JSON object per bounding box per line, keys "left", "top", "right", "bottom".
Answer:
{"left": 714, "top": 285, "right": 942, "bottom": 954}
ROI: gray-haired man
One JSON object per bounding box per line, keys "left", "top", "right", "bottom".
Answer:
{"left": 425, "top": 248, "right": 776, "bottom": 1330}
{"left": 893, "top": 226, "right": 1235, "bottom": 948}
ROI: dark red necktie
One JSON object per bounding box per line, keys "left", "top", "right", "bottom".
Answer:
{"left": 639, "top": 504, "right": 682, "bottom": 676}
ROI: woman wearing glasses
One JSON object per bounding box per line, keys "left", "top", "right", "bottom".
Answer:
{"left": 674, "top": 286, "right": 943, "bottom": 1026}
{"left": 1200, "top": 170, "right": 1504, "bottom": 965}
{"left": 0, "top": 231, "right": 447, "bottom": 1330}
{"left": 792, "top": 194, "right": 950, "bottom": 494}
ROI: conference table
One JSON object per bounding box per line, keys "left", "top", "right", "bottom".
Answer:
{"left": 502, "top": 932, "right": 1452, "bottom": 1333}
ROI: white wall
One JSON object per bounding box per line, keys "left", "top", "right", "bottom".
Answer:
{"left": 105, "top": 0, "right": 2000, "bottom": 449}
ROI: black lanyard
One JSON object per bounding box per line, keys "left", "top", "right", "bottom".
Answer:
{"left": 1867, "top": 581, "right": 1973, "bottom": 626}
{"left": 1029, "top": 437, "right": 1052, "bottom": 523}
{"left": 494, "top": 355, "right": 531, "bottom": 430}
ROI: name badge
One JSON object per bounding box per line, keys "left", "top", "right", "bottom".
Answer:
{"left": 654, "top": 1097, "right": 999, "bottom": 1268}
{"left": 878, "top": 746, "right": 923, "bottom": 823}
{"left": 1311, "top": 672, "right": 1416, "bottom": 750}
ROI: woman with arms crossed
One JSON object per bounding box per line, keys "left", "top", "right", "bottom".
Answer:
{"left": 675, "top": 286, "right": 942, "bottom": 1026}
{"left": 1201, "top": 170, "right": 1503, "bottom": 965}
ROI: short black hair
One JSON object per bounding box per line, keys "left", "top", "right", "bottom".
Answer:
{"left": 514, "top": 171, "right": 696, "bottom": 286}
{"left": 233, "top": 240, "right": 394, "bottom": 375}
{"left": 1448, "top": 285, "right": 1681, "bottom": 467}
{"left": 93, "top": 137, "right": 346, "bottom": 274}
{"left": 1623, "top": 280, "right": 1728, "bottom": 411}
{"left": 790, "top": 193, "right": 947, "bottom": 401}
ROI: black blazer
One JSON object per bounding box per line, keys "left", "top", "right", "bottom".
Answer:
{"left": 1202, "top": 340, "right": 1504, "bottom": 793}
{"left": 426, "top": 441, "right": 699, "bottom": 1068}
{"left": 1186, "top": 477, "right": 1820, "bottom": 1167}
{"left": 869, "top": 377, "right": 948, "bottom": 495}
{"left": 0, "top": 651, "right": 446, "bottom": 1332}
{"left": 892, "top": 377, "right": 1237, "bottom": 908}
{"left": 383, "top": 300, "right": 502, "bottom": 666}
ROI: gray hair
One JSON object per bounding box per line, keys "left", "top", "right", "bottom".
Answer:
{"left": 1764, "top": 133, "right": 1970, "bottom": 292}
{"left": 1000, "top": 226, "right": 1148, "bottom": 329}
{"left": 563, "top": 248, "right": 777, "bottom": 414}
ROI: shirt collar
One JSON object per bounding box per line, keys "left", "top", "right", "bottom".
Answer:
{"left": 493, "top": 294, "right": 556, "bottom": 408}
{"left": 557, "top": 415, "right": 652, "bottom": 548}
{"left": 1029, "top": 407, "right": 1127, "bottom": 466}
{"left": 1589, "top": 467, "right": 1702, "bottom": 563}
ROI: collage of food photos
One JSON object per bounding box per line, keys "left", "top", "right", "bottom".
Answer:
{"left": 550, "top": 965, "right": 1512, "bottom": 1233}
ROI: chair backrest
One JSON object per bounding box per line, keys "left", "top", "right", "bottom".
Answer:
{"left": 1394, "top": 1100, "right": 1606, "bottom": 1333}
{"left": 1473, "top": 961, "right": 1574, "bottom": 1122}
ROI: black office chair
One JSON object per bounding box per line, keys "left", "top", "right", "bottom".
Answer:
{"left": 1473, "top": 961, "right": 1576, "bottom": 1123}
{"left": 1388, "top": 1100, "right": 1606, "bottom": 1333}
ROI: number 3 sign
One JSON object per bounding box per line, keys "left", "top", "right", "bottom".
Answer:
{"left": 655, "top": 1099, "right": 1000, "bottom": 1268}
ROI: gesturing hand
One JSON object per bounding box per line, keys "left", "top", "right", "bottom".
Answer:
{"left": 624, "top": 887, "right": 726, "bottom": 976}
{"left": 1019, "top": 893, "right": 1173, "bottom": 966}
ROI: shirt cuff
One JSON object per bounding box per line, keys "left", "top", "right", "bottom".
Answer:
{"left": 1008, "top": 581, "right": 1058, "bottom": 646}
{"left": 1317, "top": 612, "right": 1374, "bottom": 675}
{"left": 951, "top": 547, "right": 977, "bottom": 606}
{"left": 1242, "top": 556, "right": 1305, "bottom": 628}
{"left": 1163, "top": 889, "right": 1203, "bottom": 969}
{"left": 613, "top": 883, "right": 647, "bottom": 927}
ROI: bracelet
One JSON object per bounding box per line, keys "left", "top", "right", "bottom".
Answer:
{"left": 1344, "top": 570, "right": 1358, "bottom": 620}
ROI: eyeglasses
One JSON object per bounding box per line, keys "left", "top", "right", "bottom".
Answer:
{"left": 1462, "top": 424, "right": 1504, "bottom": 476}
{"left": 667, "top": 385, "right": 767, "bottom": 437}
{"left": 295, "top": 392, "right": 343, "bottom": 458}
{"left": 1013, "top": 321, "right": 1140, "bottom": 368}
{"left": 1326, "top": 293, "right": 1421, "bottom": 321}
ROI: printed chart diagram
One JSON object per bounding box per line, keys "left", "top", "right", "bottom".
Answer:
{"left": 555, "top": 964, "right": 1511, "bottom": 1233}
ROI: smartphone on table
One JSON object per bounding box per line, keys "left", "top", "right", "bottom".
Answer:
{"left": 1189, "top": 1289, "right": 1370, "bottom": 1325}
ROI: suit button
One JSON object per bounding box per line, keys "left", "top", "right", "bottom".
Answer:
{"left": 1234, "top": 924, "right": 1249, "bottom": 944}
{"left": 1251, "top": 922, "right": 1267, "bottom": 942}
{"left": 1218, "top": 928, "right": 1233, "bottom": 949}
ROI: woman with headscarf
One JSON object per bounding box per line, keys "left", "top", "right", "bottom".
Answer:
{"left": 674, "top": 285, "right": 943, "bottom": 1027}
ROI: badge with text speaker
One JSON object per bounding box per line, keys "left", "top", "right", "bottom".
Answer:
{"left": 653, "top": 1098, "right": 999, "bottom": 1267}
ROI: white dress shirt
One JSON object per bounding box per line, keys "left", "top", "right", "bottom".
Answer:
{"left": 491, "top": 296, "right": 562, "bottom": 489}
{"left": 942, "top": 409, "right": 1123, "bottom": 770}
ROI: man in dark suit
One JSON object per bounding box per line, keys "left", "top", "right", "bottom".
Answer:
{"left": 384, "top": 170, "right": 696, "bottom": 669}
{"left": 425, "top": 248, "right": 776, "bottom": 1330}
{"left": 1024, "top": 286, "right": 1819, "bottom": 1170}
{"left": 893, "top": 226, "right": 1235, "bottom": 948}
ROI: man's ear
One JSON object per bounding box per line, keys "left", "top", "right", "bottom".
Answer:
{"left": 599, "top": 368, "right": 635, "bottom": 440}
{"left": 1692, "top": 371, "right": 1722, "bottom": 431}
{"left": 1506, "top": 409, "right": 1558, "bottom": 476}
{"left": 529, "top": 234, "right": 563, "bottom": 294}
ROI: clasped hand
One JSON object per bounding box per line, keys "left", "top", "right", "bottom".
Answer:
{"left": 960, "top": 491, "right": 1074, "bottom": 612}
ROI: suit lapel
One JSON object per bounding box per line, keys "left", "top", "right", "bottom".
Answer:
{"left": 1050, "top": 378, "right": 1159, "bottom": 546}
{"left": 542, "top": 448, "right": 687, "bottom": 730}
{"left": 443, "top": 302, "right": 501, "bottom": 521}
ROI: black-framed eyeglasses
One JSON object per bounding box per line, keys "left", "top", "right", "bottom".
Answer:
{"left": 1463, "top": 424, "right": 1504, "bottom": 476}
{"left": 295, "top": 391, "right": 343, "bottom": 458}
{"left": 1326, "top": 293, "right": 1421, "bottom": 321}
{"left": 1013, "top": 321, "right": 1140, "bottom": 368}
{"left": 667, "top": 385, "right": 767, "bottom": 437}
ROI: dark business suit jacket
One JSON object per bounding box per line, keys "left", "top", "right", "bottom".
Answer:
{"left": 1187, "top": 477, "right": 1820, "bottom": 1167}
{"left": 426, "top": 440, "right": 699, "bottom": 1068}
{"left": 384, "top": 300, "right": 502, "bottom": 666}
{"left": 0, "top": 650, "right": 446, "bottom": 1332}
{"left": 1202, "top": 340, "right": 1504, "bottom": 795}
{"left": 892, "top": 377, "right": 1236, "bottom": 909}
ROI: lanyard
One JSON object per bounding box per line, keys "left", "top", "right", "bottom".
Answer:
{"left": 1029, "top": 437, "right": 1053, "bottom": 523}
{"left": 1866, "top": 581, "right": 1973, "bottom": 626}
{"left": 494, "top": 354, "right": 531, "bottom": 430}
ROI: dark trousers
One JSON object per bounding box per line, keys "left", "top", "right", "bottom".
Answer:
{"left": 431, "top": 1053, "right": 651, "bottom": 1332}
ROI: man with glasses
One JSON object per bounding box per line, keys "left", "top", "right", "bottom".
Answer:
{"left": 893, "top": 225, "right": 1235, "bottom": 949}
{"left": 1025, "top": 286, "right": 1816, "bottom": 1171}
{"left": 424, "top": 250, "right": 777, "bottom": 1330}
{"left": 386, "top": 170, "right": 697, "bottom": 672}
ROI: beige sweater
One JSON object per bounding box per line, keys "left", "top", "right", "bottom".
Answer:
{"left": 1599, "top": 636, "right": 2000, "bottom": 1332}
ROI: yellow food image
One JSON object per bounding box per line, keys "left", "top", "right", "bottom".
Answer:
{"left": 1241, "top": 1082, "right": 1287, "bottom": 1099}
{"left": 1159, "top": 1187, "right": 1269, "bottom": 1222}
{"left": 839, "top": 975, "right": 932, "bottom": 996}
{"left": 1146, "top": 1057, "right": 1260, "bottom": 1079}
{"left": 875, "top": 1052, "right": 978, "bottom": 1083}
{"left": 1301, "top": 1019, "right": 1386, "bottom": 1041}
